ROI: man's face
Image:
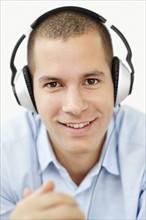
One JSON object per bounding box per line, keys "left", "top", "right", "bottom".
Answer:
{"left": 33, "top": 32, "right": 114, "bottom": 156}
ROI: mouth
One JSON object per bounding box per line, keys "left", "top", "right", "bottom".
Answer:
{"left": 60, "top": 119, "right": 95, "bottom": 129}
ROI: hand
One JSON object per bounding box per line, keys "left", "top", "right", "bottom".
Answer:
{"left": 10, "top": 181, "right": 85, "bottom": 220}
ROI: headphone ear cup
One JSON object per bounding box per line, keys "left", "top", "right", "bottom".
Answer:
{"left": 112, "top": 56, "right": 119, "bottom": 105}
{"left": 112, "top": 56, "right": 132, "bottom": 106}
{"left": 14, "top": 66, "right": 37, "bottom": 112}
{"left": 23, "top": 66, "right": 36, "bottom": 107}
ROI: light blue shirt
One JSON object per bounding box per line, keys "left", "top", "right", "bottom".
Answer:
{"left": 1, "top": 105, "right": 146, "bottom": 220}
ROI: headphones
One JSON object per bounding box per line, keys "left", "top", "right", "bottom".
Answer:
{"left": 10, "top": 6, "right": 134, "bottom": 113}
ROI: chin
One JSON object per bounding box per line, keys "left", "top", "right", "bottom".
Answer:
{"left": 66, "top": 144, "right": 96, "bottom": 155}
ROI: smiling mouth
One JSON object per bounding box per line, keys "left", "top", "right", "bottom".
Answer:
{"left": 61, "top": 120, "right": 94, "bottom": 129}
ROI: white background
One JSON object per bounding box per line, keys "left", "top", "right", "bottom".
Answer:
{"left": 1, "top": 0, "right": 145, "bottom": 123}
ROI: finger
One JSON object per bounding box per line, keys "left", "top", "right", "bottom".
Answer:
{"left": 23, "top": 180, "right": 55, "bottom": 199}
{"left": 23, "top": 188, "right": 32, "bottom": 198}
{"left": 31, "top": 180, "right": 55, "bottom": 197}
{"left": 41, "top": 180, "right": 55, "bottom": 193}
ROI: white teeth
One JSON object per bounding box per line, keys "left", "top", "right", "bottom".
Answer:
{"left": 66, "top": 122, "right": 90, "bottom": 129}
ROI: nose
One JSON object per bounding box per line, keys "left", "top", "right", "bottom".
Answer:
{"left": 62, "top": 88, "right": 88, "bottom": 116}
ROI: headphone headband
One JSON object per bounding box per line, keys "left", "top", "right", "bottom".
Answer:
{"left": 10, "top": 6, "right": 135, "bottom": 112}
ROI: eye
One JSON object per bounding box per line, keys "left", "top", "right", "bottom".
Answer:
{"left": 85, "top": 78, "right": 99, "bottom": 85}
{"left": 46, "top": 81, "right": 60, "bottom": 88}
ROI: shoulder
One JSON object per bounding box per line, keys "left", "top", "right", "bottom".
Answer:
{"left": 2, "top": 110, "right": 40, "bottom": 145}
{"left": 1, "top": 111, "right": 42, "bottom": 161}
{"left": 114, "top": 105, "right": 145, "bottom": 145}
{"left": 1, "top": 110, "right": 42, "bottom": 171}
{"left": 114, "top": 105, "right": 145, "bottom": 180}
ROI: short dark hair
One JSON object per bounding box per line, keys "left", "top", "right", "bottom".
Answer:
{"left": 27, "top": 10, "right": 113, "bottom": 73}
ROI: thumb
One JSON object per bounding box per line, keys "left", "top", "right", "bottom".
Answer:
{"left": 23, "top": 180, "right": 55, "bottom": 198}
{"left": 41, "top": 180, "right": 55, "bottom": 193}
{"left": 33, "top": 180, "right": 55, "bottom": 195}
{"left": 23, "top": 188, "right": 33, "bottom": 198}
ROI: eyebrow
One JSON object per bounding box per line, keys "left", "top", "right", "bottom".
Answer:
{"left": 38, "top": 70, "right": 105, "bottom": 84}
{"left": 83, "top": 70, "right": 105, "bottom": 78}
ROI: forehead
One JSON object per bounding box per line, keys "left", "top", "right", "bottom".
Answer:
{"left": 34, "top": 32, "right": 105, "bottom": 61}
{"left": 33, "top": 32, "right": 110, "bottom": 78}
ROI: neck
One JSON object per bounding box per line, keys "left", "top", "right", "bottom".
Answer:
{"left": 52, "top": 137, "right": 105, "bottom": 185}
{"left": 63, "top": 154, "right": 99, "bottom": 185}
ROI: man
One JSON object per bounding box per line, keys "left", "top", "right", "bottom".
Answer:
{"left": 1, "top": 6, "right": 145, "bottom": 220}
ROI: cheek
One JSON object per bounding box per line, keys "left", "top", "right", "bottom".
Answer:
{"left": 37, "top": 94, "right": 62, "bottom": 116}
{"left": 33, "top": 83, "right": 61, "bottom": 116}
{"left": 92, "top": 86, "right": 114, "bottom": 110}
{"left": 93, "top": 86, "right": 114, "bottom": 124}
{"left": 100, "top": 94, "right": 114, "bottom": 120}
